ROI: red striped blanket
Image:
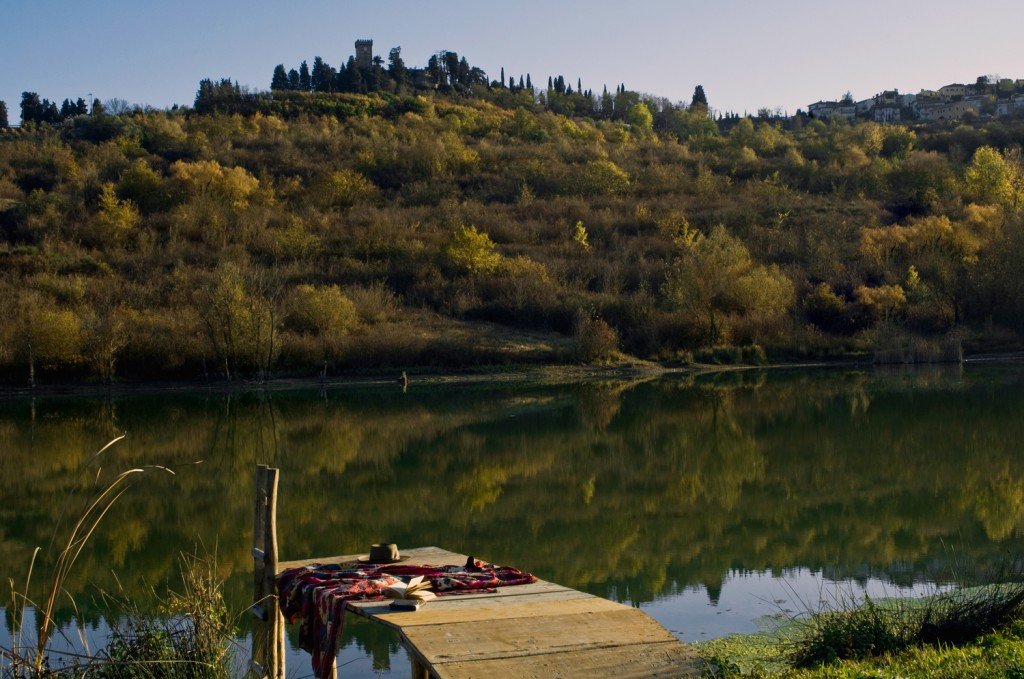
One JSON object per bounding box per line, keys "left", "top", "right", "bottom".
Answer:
{"left": 276, "top": 557, "right": 537, "bottom": 678}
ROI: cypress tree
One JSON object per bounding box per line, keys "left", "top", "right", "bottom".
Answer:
{"left": 388, "top": 47, "right": 407, "bottom": 86}
{"left": 691, "top": 84, "right": 709, "bottom": 109}
{"left": 20, "top": 92, "right": 43, "bottom": 124}
{"left": 74, "top": 97, "right": 88, "bottom": 115}
{"left": 578, "top": 77, "right": 582, "bottom": 93}
{"left": 526, "top": 74, "right": 532, "bottom": 90}
{"left": 518, "top": 75, "right": 524, "bottom": 89}
{"left": 346, "top": 56, "right": 364, "bottom": 92}
{"left": 311, "top": 56, "right": 329, "bottom": 92}
{"left": 42, "top": 99, "right": 60, "bottom": 124}
{"left": 548, "top": 76, "right": 553, "bottom": 90}
{"left": 427, "top": 54, "right": 442, "bottom": 86}
{"left": 339, "top": 60, "right": 352, "bottom": 91}
{"left": 287, "top": 68, "right": 300, "bottom": 90}
{"left": 500, "top": 67, "right": 505, "bottom": 88}
{"left": 443, "top": 52, "right": 461, "bottom": 87}
{"left": 0, "top": 101, "right": 7, "bottom": 129}
{"left": 299, "top": 60, "right": 311, "bottom": 90}
{"left": 271, "top": 64, "right": 289, "bottom": 90}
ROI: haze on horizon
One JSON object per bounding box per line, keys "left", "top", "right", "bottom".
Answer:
{"left": 2, "top": 0, "right": 1023, "bottom": 122}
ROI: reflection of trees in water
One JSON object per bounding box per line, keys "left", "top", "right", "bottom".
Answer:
{"left": 3, "top": 369, "right": 1024, "bottom": 630}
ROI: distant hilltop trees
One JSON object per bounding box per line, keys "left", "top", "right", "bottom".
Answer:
{"left": 270, "top": 45, "right": 488, "bottom": 95}
{"left": 262, "top": 40, "right": 712, "bottom": 123}
{"left": 0, "top": 38, "right": 715, "bottom": 131}
{"left": 19, "top": 92, "right": 96, "bottom": 125}
{"left": 2, "top": 38, "right": 718, "bottom": 132}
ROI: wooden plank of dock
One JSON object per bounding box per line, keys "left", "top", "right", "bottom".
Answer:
{"left": 277, "top": 546, "right": 702, "bottom": 678}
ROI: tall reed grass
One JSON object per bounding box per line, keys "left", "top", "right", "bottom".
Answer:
{"left": 1, "top": 438, "right": 235, "bottom": 678}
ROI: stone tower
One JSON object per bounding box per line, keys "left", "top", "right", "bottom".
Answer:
{"left": 355, "top": 39, "right": 373, "bottom": 68}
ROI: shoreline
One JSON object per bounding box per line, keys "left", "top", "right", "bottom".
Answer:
{"left": 3, "top": 351, "right": 1021, "bottom": 401}
{"left": 0, "top": 358, "right": 867, "bottom": 401}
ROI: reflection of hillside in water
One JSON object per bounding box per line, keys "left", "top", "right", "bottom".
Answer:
{"left": 2, "top": 367, "right": 1024, "bottom": 639}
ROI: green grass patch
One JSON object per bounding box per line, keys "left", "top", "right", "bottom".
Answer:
{"left": 696, "top": 585, "right": 1024, "bottom": 678}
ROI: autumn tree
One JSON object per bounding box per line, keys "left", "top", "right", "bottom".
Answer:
{"left": 15, "top": 293, "right": 82, "bottom": 387}
{"left": 664, "top": 225, "right": 794, "bottom": 344}
{"left": 93, "top": 183, "right": 139, "bottom": 244}
{"left": 194, "top": 262, "right": 281, "bottom": 379}
{"left": 287, "top": 285, "right": 358, "bottom": 360}
{"left": 627, "top": 102, "right": 653, "bottom": 133}
{"left": 445, "top": 225, "right": 502, "bottom": 275}
{"left": 965, "top": 146, "right": 1021, "bottom": 209}
{"left": 860, "top": 210, "right": 996, "bottom": 325}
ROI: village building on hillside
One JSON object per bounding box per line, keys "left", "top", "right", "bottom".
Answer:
{"left": 806, "top": 77, "right": 1024, "bottom": 124}
{"left": 873, "top": 106, "right": 901, "bottom": 123}
{"left": 996, "top": 94, "right": 1024, "bottom": 117}
{"left": 938, "top": 84, "right": 968, "bottom": 99}
{"left": 807, "top": 100, "right": 856, "bottom": 122}
{"left": 917, "top": 98, "right": 983, "bottom": 121}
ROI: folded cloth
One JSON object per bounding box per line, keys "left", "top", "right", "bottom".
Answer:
{"left": 276, "top": 559, "right": 537, "bottom": 679}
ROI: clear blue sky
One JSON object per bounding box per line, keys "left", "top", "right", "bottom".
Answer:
{"left": 3, "top": 0, "right": 1024, "bottom": 123}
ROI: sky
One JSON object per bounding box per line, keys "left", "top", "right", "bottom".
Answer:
{"left": 2, "top": 0, "right": 1024, "bottom": 123}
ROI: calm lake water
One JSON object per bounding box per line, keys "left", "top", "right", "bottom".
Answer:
{"left": 3, "top": 365, "right": 1024, "bottom": 677}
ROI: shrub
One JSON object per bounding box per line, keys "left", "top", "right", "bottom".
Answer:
{"left": 95, "top": 553, "right": 234, "bottom": 678}
{"left": 695, "top": 345, "right": 743, "bottom": 365}
{"left": 347, "top": 281, "right": 401, "bottom": 324}
{"left": 574, "top": 316, "right": 618, "bottom": 363}
{"left": 322, "top": 169, "right": 379, "bottom": 207}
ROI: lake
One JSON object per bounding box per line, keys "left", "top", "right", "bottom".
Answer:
{"left": 3, "top": 365, "right": 1024, "bottom": 677}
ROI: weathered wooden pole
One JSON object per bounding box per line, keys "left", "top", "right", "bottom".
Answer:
{"left": 251, "top": 465, "right": 285, "bottom": 679}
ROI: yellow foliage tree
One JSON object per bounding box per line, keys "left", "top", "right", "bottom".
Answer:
{"left": 171, "top": 159, "right": 259, "bottom": 208}
{"left": 287, "top": 284, "right": 358, "bottom": 360}
{"left": 445, "top": 225, "right": 502, "bottom": 275}
{"left": 16, "top": 296, "right": 82, "bottom": 386}
{"left": 94, "top": 183, "right": 139, "bottom": 243}
{"left": 855, "top": 284, "right": 907, "bottom": 322}
{"left": 664, "top": 225, "right": 794, "bottom": 345}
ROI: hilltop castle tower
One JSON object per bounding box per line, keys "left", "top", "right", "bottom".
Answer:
{"left": 355, "top": 39, "right": 373, "bottom": 68}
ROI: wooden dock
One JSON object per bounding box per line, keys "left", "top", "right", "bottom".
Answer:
{"left": 251, "top": 467, "right": 702, "bottom": 678}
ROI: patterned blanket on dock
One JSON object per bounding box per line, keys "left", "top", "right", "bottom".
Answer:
{"left": 276, "top": 557, "right": 537, "bottom": 678}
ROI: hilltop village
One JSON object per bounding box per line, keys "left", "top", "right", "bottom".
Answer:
{"left": 809, "top": 77, "right": 1024, "bottom": 123}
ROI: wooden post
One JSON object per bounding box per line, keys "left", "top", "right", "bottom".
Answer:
{"left": 410, "top": 657, "right": 430, "bottom": 679}
{"left": 251, "top": 465, "right": 285, "bottom": 679}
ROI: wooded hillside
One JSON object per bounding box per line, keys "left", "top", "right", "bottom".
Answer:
{"left": 2, "top": 87, "right": 1024, "bottom": 383}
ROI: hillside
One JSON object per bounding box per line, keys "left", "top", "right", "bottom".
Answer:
{"left": 1, "top": 87, "right": 1024, "bottom": 385}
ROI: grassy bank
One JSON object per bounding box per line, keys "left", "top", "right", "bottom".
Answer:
{"left": 697, "top": 585, "right": 1024, "bottom": 678}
